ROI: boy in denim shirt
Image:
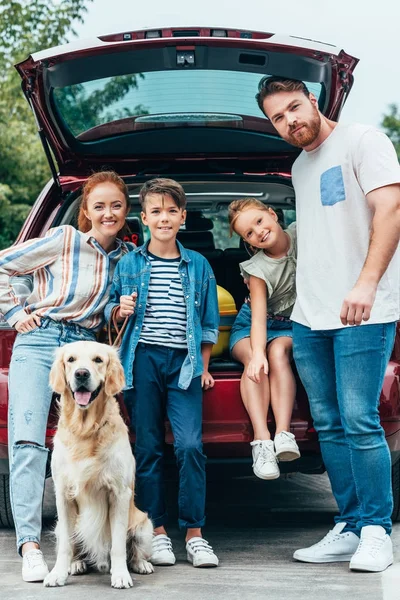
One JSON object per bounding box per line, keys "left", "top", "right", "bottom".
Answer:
{"left": 105, "top": 178, "right": 219, "bottom": 567}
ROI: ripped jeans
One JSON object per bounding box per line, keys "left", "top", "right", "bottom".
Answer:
{"left": 8, "top": 318, "right": 96, "bottom": 554}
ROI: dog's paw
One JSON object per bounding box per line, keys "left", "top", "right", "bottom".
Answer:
{"left": 44, "top": 568, "right": 69, "bottom": 587}
{"left": 132, "top": 559, "right": 154, "bottom": 574}
{"left": 111, "top": 570, "right": 133, "bottom": 589}
{"left": 70, "top": 560, "right": 88, "bottom": 575}
{"left": 97, "top": 560, "right": 110, "bottom": 573}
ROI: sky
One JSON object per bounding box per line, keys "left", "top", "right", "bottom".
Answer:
{"left": 70, "top": 0, "right": 400, "bottom": 128}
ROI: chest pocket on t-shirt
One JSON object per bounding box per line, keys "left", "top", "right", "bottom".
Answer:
{"left": 320, "top": 165, "right": 346, "bottom": 206}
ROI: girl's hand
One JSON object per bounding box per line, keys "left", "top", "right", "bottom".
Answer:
{"left": 15, "top": 313, "right": 41, "bottom": 333}
{"left": 247, "top": 353, "right": 269, "bottom": 383}
{"left": 118, "top": 292, "right": 137, "bottom": 319}
{"left": 201, "top": 371, "right": 215, "bottom": 390}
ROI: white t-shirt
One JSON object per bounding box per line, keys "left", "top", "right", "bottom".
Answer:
{"left": 291, "top": 123, "right": 400, "bottom": 330}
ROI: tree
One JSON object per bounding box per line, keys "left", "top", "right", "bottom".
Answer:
{"left": 381, "top": 103, "right": 400, "bottom": 160}
{"left": 0, "top": 0, "right": 92, "bottom": 249}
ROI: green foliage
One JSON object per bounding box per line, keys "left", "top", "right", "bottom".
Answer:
{"left": 0, "top": 0, "right": 92, "bottom": 249}
{"left": 381, "top": 104, "right": 400, "bottom": 160}
{"left": 54, "top": 74, "right": 148, "bottom": 136}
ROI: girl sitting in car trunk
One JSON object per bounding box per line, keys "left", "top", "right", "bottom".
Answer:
{"left": 228, "top": 198, "right": 300, "bottom": 480}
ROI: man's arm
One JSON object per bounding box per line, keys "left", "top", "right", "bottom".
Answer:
{"left": 340, "top": 183, "right": 400, "bottom": 326}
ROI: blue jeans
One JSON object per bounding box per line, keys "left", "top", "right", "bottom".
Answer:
{"left": 292, "top": 322, "right": 396, "bottom": 535}
{"left": 8, "top": 318, "right": 96, "bottom": 554}
{"left": 130, "top": 343, "right": 206, "bottom": 530}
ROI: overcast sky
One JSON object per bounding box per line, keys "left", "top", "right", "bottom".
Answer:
{"left": 72, "top": 0, "right": 399, "bottom": 128}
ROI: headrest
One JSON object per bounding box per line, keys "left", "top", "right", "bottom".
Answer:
{"left": 176, "top": 230, "right": 215, "bottom": 250}
{"left": 185, "top": 211, "right": 213, "bottom": 231}
{"left": 125, "top": 216, "right": 144, "bottom": 246}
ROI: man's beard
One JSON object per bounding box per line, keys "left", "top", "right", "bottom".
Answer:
{"left": 286, "top": 109, "right": 321, "bottom": 148}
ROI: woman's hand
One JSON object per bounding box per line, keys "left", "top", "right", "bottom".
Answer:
{"left": 201, "top": 371, "right": 215, "bottom": 390}
{"left": 118, "top": 292, "right": 137, "bottom": 320}
{"left": 15, "top": 313, "right": 41, "bottom": 333}
{"left": 247, "top": 352, "right": 269, "bottom": 383}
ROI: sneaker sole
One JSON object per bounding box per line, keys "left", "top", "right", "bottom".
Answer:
{"left": 349, "top": 559, "right": 393, "bottom": 572}
{"left": 150, "top": 559, "right": 176, "bottom": 566}
{"left": 275, "top": 449, "right": 301, "bottom": 462}
{"left": 22, "top": 572, "right": 49, "bottom": 582}
{"left": 187, "top": 554, "right": 219, "bottom": 568}
{"left": 253, "top": 467, "right": 280, "bottom": 480}
{"left": 293, "top": 552, "right": 354, "bottom": 563}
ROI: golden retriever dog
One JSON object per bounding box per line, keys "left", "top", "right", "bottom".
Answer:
{"left": 44, "top": 341, "right": 154, "bottom": 589}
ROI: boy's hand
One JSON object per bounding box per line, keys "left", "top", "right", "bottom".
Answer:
{"left": 118, "top": 292, "right": 137, "bottom": 319}
{"left": 201, "top": 371, "right": 215, "bottom": 390}
{"left": 247, "top": 352, "right": 269, "bottom": 383}
{"left": 15, "top": 312, "right": 41, "bottom": 333}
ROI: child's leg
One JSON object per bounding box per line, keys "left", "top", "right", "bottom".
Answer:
{"left": 131, "top": 344, "right": 168, "bottom": 531}
{"left": 232, "top": 338, "right": 271, "bottom": 440}
{"left": 267, "top": 336, "right": 296, "bottom": 433}
{"left": 165, "top": 351, "right": 206, "bottom": 535}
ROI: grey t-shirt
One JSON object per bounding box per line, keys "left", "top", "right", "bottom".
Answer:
{"left": 239, "top": 223, "right": 297, "bottom": 317}
{"left": 291, "top": 123, "right": 400, "bottom": 330}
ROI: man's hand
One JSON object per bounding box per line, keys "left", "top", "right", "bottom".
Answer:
{"left": 118, "top": 292, "right": 137, "bottom": 320}
{"left": 201, "top": 371, "right": 215, "bottom": 390}
{"left": 15, "top": 313, "right": 41, "bottom": 333}
{"left": 340, "top": 281, "right": 377, "bottom": 326}
{"left": 247, "top": 351, "right": 269, "bottom": 383}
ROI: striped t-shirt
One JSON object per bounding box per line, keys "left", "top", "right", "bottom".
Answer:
{"left": 139, "top": 252, "right": 187, "bottom": 348}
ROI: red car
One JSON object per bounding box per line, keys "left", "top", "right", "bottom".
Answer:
{"left": 1, "top": 26, "right": 400, "bottom": 526}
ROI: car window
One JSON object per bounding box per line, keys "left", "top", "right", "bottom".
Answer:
{"left": 52, "top": 70, "right": 322, "bottom": 140}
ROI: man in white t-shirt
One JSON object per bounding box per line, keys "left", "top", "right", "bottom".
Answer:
{"left": 257, "top": 76, "right": 400, "bottom": 573}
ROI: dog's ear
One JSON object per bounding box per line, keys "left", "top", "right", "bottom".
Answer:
{"left": 50, "top": 347, "right": 67, "bottom": 394}
{"left": 105, "top": 348, "right": 125, "bottom": 397}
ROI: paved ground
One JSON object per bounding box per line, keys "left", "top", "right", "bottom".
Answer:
{"left": 1, "top": 472, "right": 399, "bottom": 600}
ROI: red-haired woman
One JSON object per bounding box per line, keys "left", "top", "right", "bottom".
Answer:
{"left": 0, "top": 171, "right": 132, "bottom": 582}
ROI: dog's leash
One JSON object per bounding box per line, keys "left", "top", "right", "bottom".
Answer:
{"left": 108, "top": 307, "right": 129, "bottom": 348}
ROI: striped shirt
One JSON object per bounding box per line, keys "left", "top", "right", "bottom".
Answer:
{"left": 0, "top": 225, "right": 131, "bottom": 330}
{"left": 139, "top": 252, "right": 187, "bottom": 348}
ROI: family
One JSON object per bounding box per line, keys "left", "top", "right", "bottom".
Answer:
{"left": 1, "top": 76, "right": 399, "bottom": 582}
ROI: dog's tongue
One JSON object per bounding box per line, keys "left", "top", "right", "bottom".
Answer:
{"left": 74, "top": 391, "right": 91, "bottom": 406}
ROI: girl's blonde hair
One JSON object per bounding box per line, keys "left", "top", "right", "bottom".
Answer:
{"left": 77, "top": 171, "right": 130, "bottom": 236}
{"left": 228, "top": 198, "right": 272, "bottom": 236}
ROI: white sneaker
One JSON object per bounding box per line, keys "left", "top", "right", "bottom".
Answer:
{"left": 186, "top": 537, "right": 219, "bottom": 567}
{"left": 251, "top": 440, "right": 280, "bottom": 480}
{"left": 274, "top": 431, "right": 301, "bottom": 461}
{"left": 22, "top": 549, "right": 49, "bottom": 582}
{"left": 293, "top": 523, "right": 360, "bottom": 563}
{"left": 350, "top": 525, "right": 393, "bottom": 572}
{"left": 150, "top": 534, "right": 176, "bottom": 566}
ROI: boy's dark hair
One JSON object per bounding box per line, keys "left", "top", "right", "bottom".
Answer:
{"left": 256, "top": 76, "right": 310, "bottom": 116}
{"left": 139, "top": 178, "right": 187, "bottom": 210}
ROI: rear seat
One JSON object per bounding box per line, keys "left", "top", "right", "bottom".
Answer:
{"left": 176, "top": 212, "right": 225, "bottom": 287}
{"left": 223, "top": 239, "right": 250, "bottom": 309}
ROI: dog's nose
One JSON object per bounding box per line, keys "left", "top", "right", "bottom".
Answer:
{"left": 75, "top": 368, "right": 90, "bottom": 382}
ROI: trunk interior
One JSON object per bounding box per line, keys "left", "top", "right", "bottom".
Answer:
{"left": 55, "top": 175, "right": 296, "bottom": 367}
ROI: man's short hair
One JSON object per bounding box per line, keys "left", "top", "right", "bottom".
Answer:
{"left": 139, "top": 178, "right": 187, "bottom": 210}
{"left": 256, "top": 76, "right": 310, "bottom": 115}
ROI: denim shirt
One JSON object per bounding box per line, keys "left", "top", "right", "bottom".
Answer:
{"left": 104, "top": 240, "right": 219, "bottom": 390}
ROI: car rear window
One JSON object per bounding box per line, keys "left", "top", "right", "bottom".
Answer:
{"left": 52, "top": 70, "right": 322, "bottom": 140}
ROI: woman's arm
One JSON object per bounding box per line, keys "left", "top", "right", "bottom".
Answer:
{"left": 0, "top": 227, "right": 65, "bottom": 326}
{"left": 247, "top": 275, "right": 269, "bottom": 383}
